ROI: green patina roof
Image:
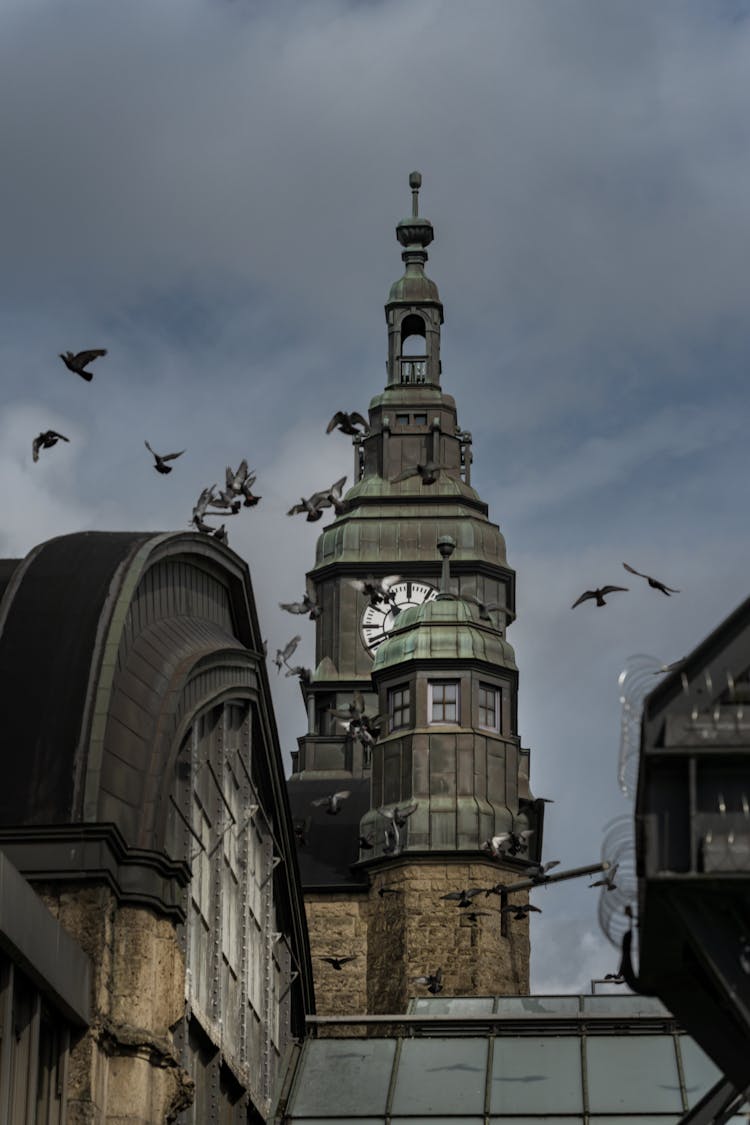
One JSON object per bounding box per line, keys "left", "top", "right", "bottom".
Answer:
{"left": 388, "top": 270, "right": 441, "bottom": 304}
{"left": 372, "top": 595, "right": 517, "bottom": 672}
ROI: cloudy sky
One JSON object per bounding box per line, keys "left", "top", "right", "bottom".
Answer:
{"left": 3, "top": 0, "right": 750, "bottom": 993}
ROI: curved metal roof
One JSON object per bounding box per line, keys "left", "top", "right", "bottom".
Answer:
{"left": 373, "top": 597, "right": 517, "bottom": 673}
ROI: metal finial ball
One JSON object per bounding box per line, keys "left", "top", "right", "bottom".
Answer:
{"left": 436, "top": 535, "right": 456, "bottom": 559}
{"left": 409, "top": 171, "right": 422, "bottom": 189}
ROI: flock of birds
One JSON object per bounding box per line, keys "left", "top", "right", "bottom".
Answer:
{"left": 44, "top": 364, "right": 651, "bottom": 990}
{"left": 572, "top": 563, "right": 679, "bottom": 608}
{"left": 311, "top": 789, "right": 622, "bottom": 988}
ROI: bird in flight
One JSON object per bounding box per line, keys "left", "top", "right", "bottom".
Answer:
{"left": 144, "top": 441, "right": 185, "bottom": 474}
{"left": 571, "top": 586, "right": 628, "bottom": 609}
{"left": 440, "top": 888, "right": 485, "bottom": 909}
{"left": 288, "top": 477, "right": 346, "bottom": 522}
{"left": 482, "top": 830, "right": 534, "bottom": 858}
{"left": 212, "top": 524, "right": 228, "bottom": 545}
{"left": 589, "top": 863, "right": 619, "bottom": 891}
{"left": 279, "top": 585, "right": 322, "bottom": 620}
{"left": 59, "top": 349, "right": 107, "bottom": 381}
{"left": 464, "top": 595, "right": 516, "bottom": 625}
{"left": 391, "top": 460, "right": 446, "bottom": 486}
{"left": 350, "top": 574, "right": 401, "bottom": 608}
{"left": 311, "top": 790, "right": 351, "bottom": 815}
{"left": 320, "top": 955, "right": 356, "bottom": 971}
{"left": 413, "top": 968, "right": 443, "bottom": 994}
{"left": 622, "top": 563, "right": 679, "bottom": 596}
{"left": 529, "top": 860, "right": 561, "bottom": 883}
{"left": 285, "top": 664, "right": 311, "bottom": 688}
{"left": 32, "top": 430, "right": 69, "bottom": 462}
{"left": 274, "top": 634, "right": 302, "bottom": 673}
{"left": 377, "top": 802, "right": 418, "bottom": 829}
{"left": 501, "top": 903, "right": 542, "bottom": 920}
{"left": 326, "top": 411, "right": 369, "bottom": 436}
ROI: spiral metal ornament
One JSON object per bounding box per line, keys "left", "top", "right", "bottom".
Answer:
{"left": 597, "top": 814, "right": 638, "bottom": 951}
{"left": 617, "top": 653, "right": 675, "bottom": 797}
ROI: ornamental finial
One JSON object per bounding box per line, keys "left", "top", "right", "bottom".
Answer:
{"left": 409, "top": 171, "right": 422, "bottom": 218}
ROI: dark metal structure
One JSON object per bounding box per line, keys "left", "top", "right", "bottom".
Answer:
{"left": 633, "top": 594, "right": 750, "bottom": 1093}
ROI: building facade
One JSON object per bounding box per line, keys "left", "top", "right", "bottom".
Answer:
{"left": 0, "top": 530, "right": 313, "bottom": 1124}
{"left": 287, "top": 174, "right": 545, "bottom": 1013}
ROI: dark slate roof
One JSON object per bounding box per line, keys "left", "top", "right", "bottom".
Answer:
{"left": 0, "top": 532, "right": 154, "bottom": 824}
{"left": 0, "top": 560, "right": 20, "bottom": 606}
{"left": 287, "top": 777, "right": 370, "bottom": 889}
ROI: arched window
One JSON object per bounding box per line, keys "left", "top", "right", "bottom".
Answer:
{"left": 400, "top": 313, "right": 426, "bottom": 356}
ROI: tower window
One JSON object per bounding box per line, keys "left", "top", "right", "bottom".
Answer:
{"left": 388, "top": 684, "right": 411, "bottom": 730}
{"left": 414, "top": 413, "right": 427, "bottom": 426}
{"left": 478, "top": 683, "right": 500, "bottom": 732}
{"left": 429, "top": 680, "right": 460, "bottom": 724}
{"left": 396, "top": 413, "right": 410, "bottom": 425}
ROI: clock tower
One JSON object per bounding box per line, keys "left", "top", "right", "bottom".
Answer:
{"left": 287, "top": 174, "right": 541, "bottom": 1013}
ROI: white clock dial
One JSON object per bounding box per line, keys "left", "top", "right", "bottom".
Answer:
{"left": 360, "top": 580, "right": 439, "bottom": 654}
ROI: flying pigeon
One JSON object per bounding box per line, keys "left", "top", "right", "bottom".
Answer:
{"left": 501, "top": 903, "right": 542, "bottom": 920}
{"left": 32, "top": 430, "right": 69, "bottom": 462}
{"left": 211, "top": 485, "right": 242, "bottom": 513}
{"left": 324, "top": 475, "right": 349, "bottom": 515}
{"left": 349, "top": 575, "right": 401, "bottom": 607}
{"left": 464, "top": 595, "right": 516, "bottom": 624}
{"left": 212, "top": 524, "right": 228, "bottom": 544}
{"left": 144, "top": 441, "right": 185, "bottom": 474}
{"left": 482, "top": 830, "right": 534, "bottom": 858}
{"left": 391, "top": 460, "right": 446, "bottom": 486}
{"left": 530, "top": 860, "right": 561, "bottom": 883}
{"left": 59, "top": 349, "right": 107, "bottom": 381}
{"left": 191, "top": 485, "right": 220, "bottom": 533}
{"left": 622, "top": 563, "right": 679, "bottom": 596}
{"left": 287, "top": 477, "right": 346, "bottom": 522}
{"left": 285, "top": 664, "right": 311, "bottom": 687}
{"left": 413, "top": 968, "right": 443, "bottom": 994}
{"left": 589, "top": 863, "right": 619, "bottom": 891}
{"left": 280, "top": 583, "right": 321, "bottom": 620}
{"left": 311, "top": 790, "right": 351, "bottom": 815}
{"left": 571, "top": 586, "right": 628, "bottom": 609}
{"left": 274, "top": 634, "right": 302, "bottom": 672}
{"left": 440, "top": 888, "right": 485, "bottom": 909}
{"left": 320, "top": 955, "right": 356, "bottom": 971}
{"left": 226, "top": 460, "right": 250, "bottom": 494}
{"left": 377, "top": 802, "right": 418, "bottom": 828}
{"left": 327, "top": 411, "right": 369, "bottom": 436}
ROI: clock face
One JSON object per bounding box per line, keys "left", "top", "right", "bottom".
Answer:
{"left": 360, "top": 580, "right": 439, "bottom": 654}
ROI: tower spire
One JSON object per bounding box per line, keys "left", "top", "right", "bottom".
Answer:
{"left": 410, "top": 170, "right": 421, "bottom": 218}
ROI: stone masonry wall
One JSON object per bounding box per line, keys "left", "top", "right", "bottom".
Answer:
{"left": 304, "top": 893, "right": 369, "bottom": 1017}
{"left": 37, "top": 882, "right": 193, "bottom": 1125}
{"left": 305, "top": 860, "right": 530, "bottom": 1019}
{"left": 367, "top": 859, "right": 530, "bottom": 1013}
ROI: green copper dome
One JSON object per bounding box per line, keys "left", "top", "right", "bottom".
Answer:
{"left": 372, "top": 596, "right": 517, "bottom": 673}
{"left": 388, "top": 269, "right": 441, "bottom": 305}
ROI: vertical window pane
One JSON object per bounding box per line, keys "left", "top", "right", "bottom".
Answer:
{"left": 430, "top": 681, "right": 460, "bottom": 724}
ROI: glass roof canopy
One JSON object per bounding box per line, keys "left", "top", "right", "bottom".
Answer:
{"left": 275, "top": 995, "right": 749, "bottom": 1125}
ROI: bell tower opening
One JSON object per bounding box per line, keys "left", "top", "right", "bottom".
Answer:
{"left": 385, "top": 172, "right": 443, "bottom": 387}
